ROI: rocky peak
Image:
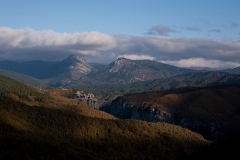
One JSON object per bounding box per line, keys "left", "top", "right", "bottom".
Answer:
{"left": 109, "top": 58, "right": 135, "bottom": 73}
{"left": 62, "top": 55, "right": 96, "bottom": 75}
{"left": 63, "top": 55, "right": 88, "bottom": 65}
{"left": 74, "top": 91, "right": 99, "bottom": 109}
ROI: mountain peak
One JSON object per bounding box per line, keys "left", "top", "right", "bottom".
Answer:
{"left": 116, "top": 57, "right": 128, "bottom": 60}
{"left": 63, "top": 54, "right": 86, "bottom": 64}
{"left": 109, "top": 58, "right": 134, "bottom": 73}
{"left": 60, "top": 54, "right": 96, "bottom": 75}
{"left": 115, "top": 57, "right": 131, "bottom": 62}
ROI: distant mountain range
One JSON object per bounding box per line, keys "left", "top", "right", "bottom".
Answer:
{"left": 0, "top": 60, "right": 59, "bottom": 77}
{"left": 0, "top": 54, "right": 196, "bottom": 85}
{"left": 88, "top": 57, "right": 194, "bottom": 84}
{"left": 0, "top": 54, "right": 240, "bottom": 91}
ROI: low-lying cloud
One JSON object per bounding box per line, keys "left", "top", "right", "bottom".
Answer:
{"left": 161, "top": 58, "right": 240, "bottom": 69}
{"left": 0, "top": 27, "right": 240, "bottom": 69}
{"left": 117, "top": 54, "right": 155, "bottom": 61}
{"left": 0, "top": 27, "right": 116, "bottom": 48}
{"left": 0, "top": 27, "right": 116, "bottom": 62}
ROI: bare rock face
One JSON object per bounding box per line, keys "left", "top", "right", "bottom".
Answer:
{"left": 74, "top": 91, "right": 99, "bottom": 109}
{"left": 109, "top": 98, "right": 174, "bottom": 123}
{"left": 63, "top": 55, "right": 96, "bottom": 75}
{"left": 107, "top": 85, "right": 240, "bottom": 142}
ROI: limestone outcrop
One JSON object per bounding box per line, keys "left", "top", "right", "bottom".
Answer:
{"left": 109, "top": 98, "right": 173, "bottom": 123}
{"left": 107, "top": 95, "right": 229, "bottom": 141}
{"left": 74, "top": 91, "right": 99, "bottom": 109}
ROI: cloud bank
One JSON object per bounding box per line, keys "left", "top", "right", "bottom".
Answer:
{"left": 117, "top": 54, "right": 155, "bottom": 61}
{"left": 0, "top": 27, "right": 240, "bottom": 69}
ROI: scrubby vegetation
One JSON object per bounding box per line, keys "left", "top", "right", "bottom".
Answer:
{"left": 66, "top": 71, "right": 240, "bottom": 105}
{"left": 0, "top": 74, "right": 212, "bottom": 159}
{"left": 107, "top": 84, "right": 240, "bottom": 141}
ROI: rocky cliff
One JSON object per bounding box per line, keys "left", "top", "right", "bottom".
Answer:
{"left": 110, "top": 97, "right": 174, "bottom": 123}
{"left": 74, "top": 91, "right": 99, "bottom": 109}
{"left": 109, "top": 98, "right": 225, "bottom": 141}
{"left": 106, "top": 85, "right": 240, "bottom": 141}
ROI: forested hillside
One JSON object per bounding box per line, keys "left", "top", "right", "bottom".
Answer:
{"left": 67, "top": 71, "right": 240, "bottom": 106}
{"left": 106, "top": 84, "right": 240, "bottom": 141}
{"left": 0, "top": 74, "right": 212, "bottom": 159}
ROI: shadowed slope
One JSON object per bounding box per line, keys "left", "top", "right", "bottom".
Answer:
{"left": 0, "top": 74, "right": 211, "bottom": 160}
{"left": 108, "top": 84, "right": 240, "bottom": 141}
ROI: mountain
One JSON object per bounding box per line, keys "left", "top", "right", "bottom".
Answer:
{"left": 123, "top": 71, "right": 240, "bottom": 92}
{"left": 1, "top": 55, "right": 240, "bottom": 90}
{"left": 0, "top": 60, "right": 58, "bottom": 77}
{"left": 88, "top": 57, "right": 194, "bottom": 84}
{"left": 37, "top": 54, "right": 98, "bottom": 80}
{"left": 1, "top": 58, "right": 240, "bottom": 108}
{"left": 0, "top": 74, "right": 212, "bottom": 159}
{"left": 186, "top": 67, "right": 216, "bottom": 71}
{"left": 69, "top": 71, "right": 240, "bottom": 107}
{"left": 1, "top": 60, "right": 240, "bottom": 159}
{"left": 222, "top": 66, "right": 240, "bottom": 74}
{"left": 0, "top": 55, "right": 196, "bottom": 86}
{"left": 106, "top": 84, "right": 240, "bottom": 142}
{"left": 0, "top": 68, "right": 48, "bottom": 88}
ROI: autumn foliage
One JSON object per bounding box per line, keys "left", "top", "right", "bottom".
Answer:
{"left": 0, "top": 75, "right": 212, "bottom": 159}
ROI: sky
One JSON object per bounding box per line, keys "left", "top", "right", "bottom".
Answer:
{"left": 0, "top": 0, "right": 240, "bottom": 69}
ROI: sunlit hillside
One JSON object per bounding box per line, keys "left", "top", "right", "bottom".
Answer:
{"left": 0, "top": 74, "right": 211, "bottom": 160}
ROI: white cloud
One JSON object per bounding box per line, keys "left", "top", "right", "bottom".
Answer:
{"left": 117, "top": 54, "right": 155, "bottom": 61}
{"left": 161, "top": 58, "right": 240, "bottom": 69}
{"left": 0, "top": 27, "right": 240, "bottom": 69}
{"left": 0, "top": 27, "right": 117, "bottom": 62}
{"left": 0, "top": 27, "right": 116, "bottom": 51}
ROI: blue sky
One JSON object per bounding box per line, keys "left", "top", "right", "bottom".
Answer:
{"left": 0, "top": 0, "right": 240, "bottom": 69}
{"left": 1, "top": 0, "right": 239, "bottom": 38}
